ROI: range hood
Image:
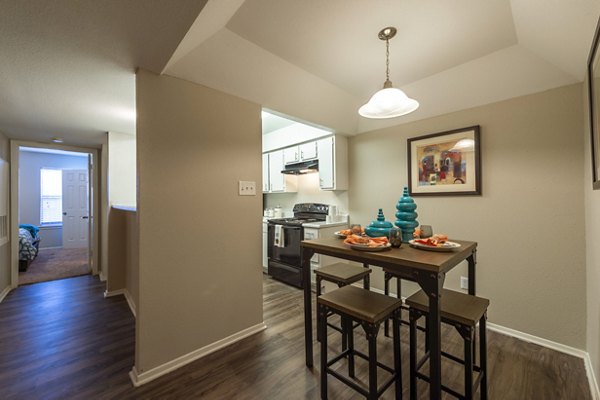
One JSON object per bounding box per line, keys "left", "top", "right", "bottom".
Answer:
{"left": 281, "top": 160, "right": 319, "bottom": 175}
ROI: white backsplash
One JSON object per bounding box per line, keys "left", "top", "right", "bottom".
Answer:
{"left": 264, "top": 173, "right": 348, "bottom": 217}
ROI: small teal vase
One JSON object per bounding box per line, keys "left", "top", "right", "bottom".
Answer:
{"left": 395, "top": 187, "right": 419, "bottom": 242}
{"left": 365, "top": 208, "right": 394, "bottom": 237}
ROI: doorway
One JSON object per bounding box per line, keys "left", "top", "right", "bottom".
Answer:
{"left": 10, "top": 142, "right": 99, "bottom": 288}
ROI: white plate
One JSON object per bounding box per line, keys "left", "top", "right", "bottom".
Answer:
{"left": 408, "top": 239, "right": 461, "bottom": 252}
{"left": 334, "top": 231, "right": 347, "bottom": 239}
{"left": 348, "top": 243, "right": 392, "bottom": 252}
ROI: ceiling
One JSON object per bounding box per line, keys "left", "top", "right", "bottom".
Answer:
{"left": 1, "top": 1, "right": 600, "bottom": 147}
{"left": 0, "top": 0, "right": 207, "bottom": 147}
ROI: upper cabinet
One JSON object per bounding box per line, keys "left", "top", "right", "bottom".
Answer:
{"left": 283, "top": 142, "right": 318, "bottom": 164}
{"left": 263, "top": 149, "right": 297, "bottom": 193}
{"left": 262, "top": 153, "right": 270, "bottom": 192}
{"left": 317, "top": 136, "right": 348, "bottom": 191}
{"left": 263, "top": 135, "right": 346, "bottom": 193}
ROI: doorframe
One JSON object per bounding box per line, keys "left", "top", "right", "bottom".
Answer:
{"left": 10, "top": 140, "right": 100, "bottom": 288}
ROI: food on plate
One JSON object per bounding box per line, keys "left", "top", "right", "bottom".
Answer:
{"left": 414, "top": 234, "right": 449, "bottom": 247}
{"left": 413, "top": 227, "right": 422, "bottom": 238}
{"left": 338, "top": 227, "right": 365, "bottom": 236}
{"left": 344, "top": 234, "right": 389, "bottom": 247}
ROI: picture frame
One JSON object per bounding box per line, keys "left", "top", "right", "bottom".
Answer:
{"left": 407, "top": 125, "right": 481, "bottom": 196}
{"left": 587, "top": 16, "right": 600, "bottom": 190}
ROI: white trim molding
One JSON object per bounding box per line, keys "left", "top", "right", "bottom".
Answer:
{"left": 584, "top": 352, "right": 600, "bottom": 400}
{"left": 0, "top": 285, "right": 11, "bottom": 303}
{"left": 487, "top": 323, "right": 587, "bottom": 359}
{"left": 98, "top": 271, "right": 106, "bottom": 282}
{"left": 123, "top": 290, "right": 136, "bottom": 318}
{"left": 488, "top": 323, "right": 599, "bottom": 399}
{"left": 104, "top": 288, "right": 136, "bottom": 318}
{"left": 129, "top": 322, "right": 268, "bottom": 387}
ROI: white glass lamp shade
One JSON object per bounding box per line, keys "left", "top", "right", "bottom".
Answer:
{"left": 358, "top": 87, "right": 419, "bottom": 119}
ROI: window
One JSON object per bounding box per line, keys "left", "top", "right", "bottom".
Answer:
{"left": 40, "top": 169, "right": 62, "bottom": 225}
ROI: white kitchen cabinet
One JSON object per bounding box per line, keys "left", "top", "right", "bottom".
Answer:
{"left": 269, "top": 150, "right": 286, "bottom": 192}
{"left": 263, "top": 150, "right": 297, "bottom": 193}
{"left": 283, "top": 147, "right": 300, "bottom": 164}
{"left": 317, "top": 135, "right": 348, "bottom": 190}
{"left": 283, "top": 141, "right": 318, "bottom": 165}
{"left": 304, "top": 225, "right": 348, "bottom": 286}
{"left": 299, "top": 142, "right": 318, "bottom": 161}
{"left": 262, "top": 153, "right": 270, "bottom": 192}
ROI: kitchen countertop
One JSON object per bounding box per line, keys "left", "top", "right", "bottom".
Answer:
{"left": 302, "top": 220, "right": 348, "bottom": 228}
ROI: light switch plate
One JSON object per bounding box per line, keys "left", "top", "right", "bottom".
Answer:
{"left": 460, "top": 276, "right": 468, "bottom": 290}
{"left": 239, "top": 180, "right": 256, "bottom": 196}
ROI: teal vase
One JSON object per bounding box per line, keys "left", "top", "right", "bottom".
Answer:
{"left": 365, "top": 208, "right": 394, "bottom": 237}
{"left": 395, "top": 187, "right": 418, "bottom": 242}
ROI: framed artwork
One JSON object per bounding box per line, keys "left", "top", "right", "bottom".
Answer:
{"left": 587, "top": 15, "right": 600, "bottom": 190}
{"left": 407, "top": 125, "right": 481, "bottom": 196}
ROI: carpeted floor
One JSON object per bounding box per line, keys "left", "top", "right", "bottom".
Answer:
{"left": 19, "top": 247, "right": 90, "bottom": 285}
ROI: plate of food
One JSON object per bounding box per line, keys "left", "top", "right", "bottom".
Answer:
{"left": 334, "top": 226, "right": 365, "bottom": 239}
{"left": 349, "top": 242, "right": 392, "bottom": 252}
{"left": 408, "top": 234, "right": 460, "bottom": 252}
{"left": 343, "top": 235, "right": 391, "bottom": 251}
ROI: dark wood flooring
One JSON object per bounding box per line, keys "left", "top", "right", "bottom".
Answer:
{"left": 0, "top": 274, "right": 592, "bottom": 399}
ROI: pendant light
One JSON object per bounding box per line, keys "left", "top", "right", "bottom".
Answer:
{"left": 359, "top": 27, "right": 419, "bottom": 119}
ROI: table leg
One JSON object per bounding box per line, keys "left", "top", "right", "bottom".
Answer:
{"left": 302, "top": 247, "right": 315, "bottom": 368}
{"left": 416, "top": 271, "right": 445, "bottom": 400}
{"left": 467, "top": 249, "right": 477, "bottom": 295}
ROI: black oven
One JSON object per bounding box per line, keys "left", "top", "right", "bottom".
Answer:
{"left": 267, "top": 203, "right": 329, "bottom": 288}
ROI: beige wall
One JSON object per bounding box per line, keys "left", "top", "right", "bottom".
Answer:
{"left": 108, "top": 131, "right": 136, "bottom": 207}
{"left": 136, "top": 69, "right": 263, "bottom": 372}
{"left": 350, "top": 84, "right": 586, "bottom": 348}
{"left": 584, "top": 77, "right": 600, "bottom": 388}
{"left": 126, "top": 210, "right": 139, "bottom": 309}
{"left": 0, "top": 130, "right": 9, "bottom": 294}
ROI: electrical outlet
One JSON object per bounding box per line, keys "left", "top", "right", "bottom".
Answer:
{"left": 238, "top": 181, "right": 256, "bottom": 196}
{"left": 460, "top": 276, "right": 469, "bottom": 290}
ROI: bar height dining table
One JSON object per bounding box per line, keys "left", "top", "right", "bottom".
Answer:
{"left": 301, "top": 237, "right": 477, "bottom": 400}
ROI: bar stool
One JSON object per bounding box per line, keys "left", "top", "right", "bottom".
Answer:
{"left": 318, "top": 285, "right": 403, "bottom": 400}
{"left": 383, "top": 269, "right": 412, "bottom": 337}
{"left": 314, "top": 262, "right": 371, "bottom": 346}
{"left": 406, "top": 288, "right": 489, "bottom": 400}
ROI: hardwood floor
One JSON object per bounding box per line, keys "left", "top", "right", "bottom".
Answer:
{"left": 0, "top": 274, "right": 592, "bottom": 399}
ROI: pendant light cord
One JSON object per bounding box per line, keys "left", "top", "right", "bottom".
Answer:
{"left": 385, "top": 37, "right": 390, "bottom": 82}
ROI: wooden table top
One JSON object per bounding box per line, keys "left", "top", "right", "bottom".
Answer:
{"left": 301, "top": 237, "right": 477, "bottom": 274}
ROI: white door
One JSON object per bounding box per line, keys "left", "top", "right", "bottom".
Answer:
{"left": 62, "top": 169, "right": 89, "bottom": 248}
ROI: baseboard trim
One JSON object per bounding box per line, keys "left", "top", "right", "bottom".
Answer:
{"left": 123, "top": 290, "right": 136, "bottom": 318}
{"left": 104, "top": 289, "right": 136, "bottom": 318}
{"left": 584, "top": 352, "right": 600, "bottom": 400}
{"left": 129, "top": 322, "right": 268, "bottom": 387}
{"left": 487, "top": 322, "right": 586, "bottom": 358}
{"left": 488, "top": 323, "right": 600, "bottom": 399}
{"left": 0, "top": 285, "right": 11, "bottom": 303}
{"left": 103, "top": 288, "right": 125, "bottom": 298}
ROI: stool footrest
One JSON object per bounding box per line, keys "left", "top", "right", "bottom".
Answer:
{"left": 324, "top": 336, "right": 399, "bottom": 399}
{"left": 415, "top": 372, "right": 465, "bottom": 399}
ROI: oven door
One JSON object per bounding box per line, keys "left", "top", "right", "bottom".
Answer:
{"left": 268, "top": 223, "right": 302, "bottom": 266}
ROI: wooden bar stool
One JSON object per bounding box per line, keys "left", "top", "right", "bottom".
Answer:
{"left": 314, "top": 262, "right": 371, "bottom": 346}
{"left": 318, "top": 285, "right": 403, "bottom": 400}
{"left": 406, "top": 289, "right": 489, "bottom": 400}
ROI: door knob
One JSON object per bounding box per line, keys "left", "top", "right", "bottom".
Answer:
{"left": 62, "top": 212, "right": 67, "bottom": 215}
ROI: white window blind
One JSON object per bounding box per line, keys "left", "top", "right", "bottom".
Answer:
{"left": 40, "top": 169, "right": 62, "bottom": 225}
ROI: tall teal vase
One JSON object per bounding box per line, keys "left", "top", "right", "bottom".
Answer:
{"left": 395, "top": 187, "right": 418, "bottom": 242}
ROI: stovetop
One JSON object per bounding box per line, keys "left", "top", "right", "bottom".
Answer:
{"left": 268, "top": 217, "right": 321, "bottom": 226}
